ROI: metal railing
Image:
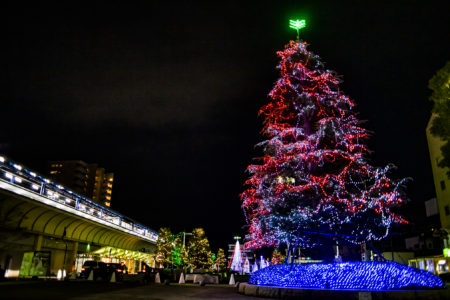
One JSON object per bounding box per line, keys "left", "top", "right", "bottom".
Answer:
{"left": 0, "top": 155, "right": 158, "bottom": 243}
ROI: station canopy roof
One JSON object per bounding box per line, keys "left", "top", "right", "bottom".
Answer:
{"left": 92, "top": 246, "right": 154, "bottom": 262}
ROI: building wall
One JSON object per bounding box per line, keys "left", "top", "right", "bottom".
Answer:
{"left": 48, "top": 160, "right": 114, "bottom": 207}
{"left": 0, "top": 231, "right": 75, "bottom": 278}
{"left": 101, "top": 173, "right": 114, "bottom": 207}
{"left": 85, "top": 163, "right": 99, "bottom": 200}
{"left": 382, "top": 251, "right": 414, "bottom": 265}
{"left": 49, "top": 160, "right": 88, "bottom": 196}
{"left": 0, "top": 230, "right": 36, "bottom": 278}
{"left": 426, "top": 115, "right": 450, "bottom": 234}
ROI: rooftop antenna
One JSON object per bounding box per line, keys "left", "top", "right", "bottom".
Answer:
{"left": 289, "top": 19, "right": 306, "bottom": 41}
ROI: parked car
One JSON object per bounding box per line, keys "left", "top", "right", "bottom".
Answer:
{"left": 137, "top": 262, "right": 158, "bottom": 283}
{"left": 107, "top": 263, "right": 126, "bottom": 281}
{"left": 80, "top": 261, "right": 109, "bottom": 281}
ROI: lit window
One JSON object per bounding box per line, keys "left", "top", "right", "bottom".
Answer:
{"left": 50, "top": 171, "right": 58, "bottom": 174}
{"left": 105, "top": 202, "right": 110, "bottom": 207}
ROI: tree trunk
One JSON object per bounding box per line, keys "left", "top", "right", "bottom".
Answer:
{"left": 285, "top": 245, "right": 291, "bottom": 264}
{"left": 290, "top": 244, "right": 298, "bottom": 270}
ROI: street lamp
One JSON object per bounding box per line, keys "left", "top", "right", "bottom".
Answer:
{"left": 62, "top": 227, "right": 68, "bottom": 279}
{"left": 181, "top": 232, "right": 192, "bottom": 274}
{"left": 182, "top": 232, "right": 192, "bottom": 249}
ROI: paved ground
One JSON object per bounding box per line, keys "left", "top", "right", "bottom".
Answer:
{"left": 0, "top": 280, "right": 263, "bottom": 300}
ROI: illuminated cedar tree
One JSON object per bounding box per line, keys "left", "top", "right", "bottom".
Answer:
{"left": 170, "top": 233, "right": 183, "bottom": 266}
{"left": 215, "top": 248, "right": 227, "bottom": 271}
{"left": 241, "top": 40, "right": 409, "bottom": 250}
{"left": 186, "top": 228, "right": 212, "bottom": 269}
{"left": 180, "top": 245, "right": 191, "bottom": 270}
{"left": 156, "top": 227, "right": 173, "bottom": 266}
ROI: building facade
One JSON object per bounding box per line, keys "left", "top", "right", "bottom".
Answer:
{"left": 426, "top": 114, "right": 450, "bottom": 248}
{"left": 48, "top": 160, "right": 114, "bottom": 207}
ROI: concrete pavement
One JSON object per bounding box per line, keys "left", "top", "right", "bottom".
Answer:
{"left": 0, "top": 280, "right": 262, "bottom": 300}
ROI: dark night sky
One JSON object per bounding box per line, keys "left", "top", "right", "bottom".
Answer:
{"left": 2, "top": 1, "right": 449, "bottom": 251}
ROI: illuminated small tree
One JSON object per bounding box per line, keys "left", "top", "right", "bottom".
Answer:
{"left": 156, "top": 227, "right": 173, "bottom": 267}
{"left": 180, "top": 246, "right": 191, "bottom": 270}
{"left": 271, "top": 249, "right": 286, "bottom": 265}
{"left": 229, "top": 238, "right": 244, "bottom": 272}
{"left": 186, "top": 228, "right": 212, "bottom": 269}
{"left": 169, "top": 233, "right": 183, "bottom": 266}
{"left": 215, "top": 248, "right": 227, "bottom": 272}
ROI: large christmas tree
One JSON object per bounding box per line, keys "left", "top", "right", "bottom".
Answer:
{"left": 241, "top": 34, "right": 408, "bottom": 252}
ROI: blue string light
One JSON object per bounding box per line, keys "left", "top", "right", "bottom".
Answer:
{"left": 249, "top": 261, "right": 445, "bottom": 290}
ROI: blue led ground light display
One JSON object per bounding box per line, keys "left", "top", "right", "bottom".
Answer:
{"left": 249, "top": 262, "right": 445, "bottom": 290}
